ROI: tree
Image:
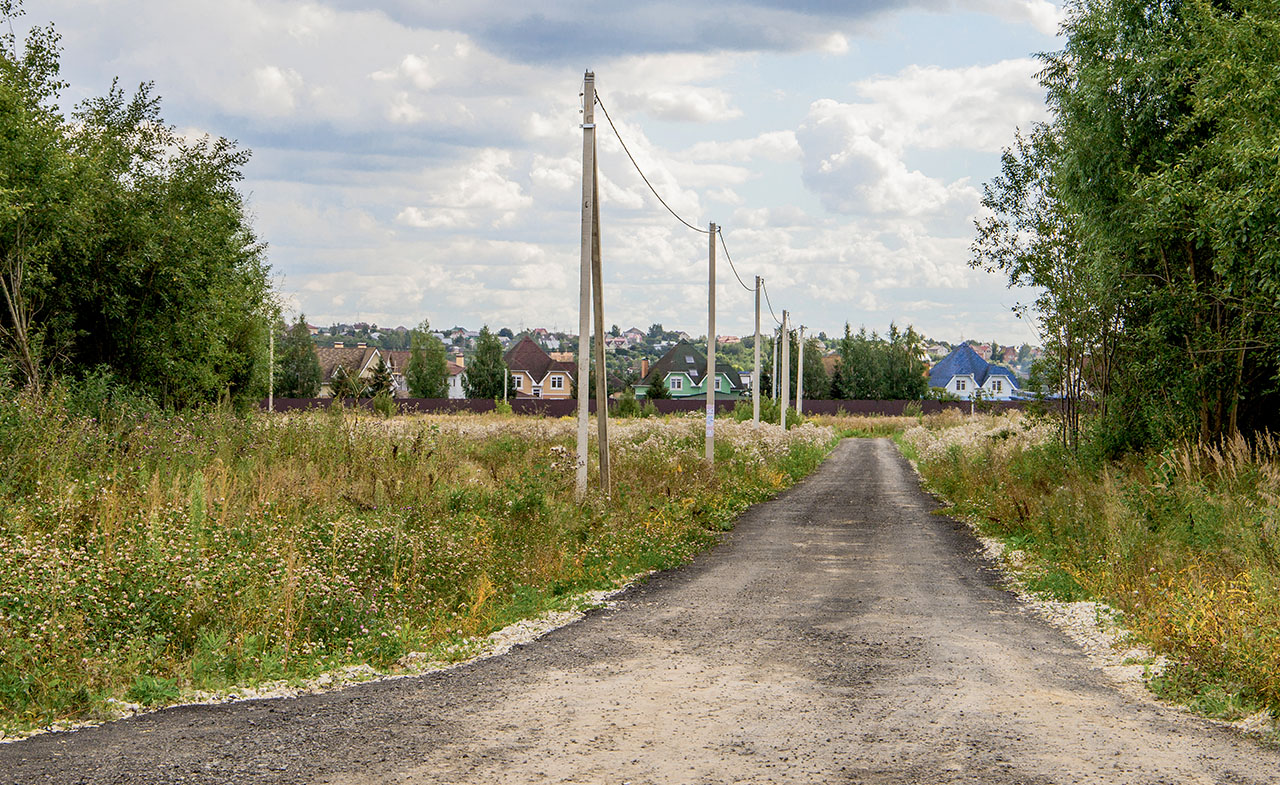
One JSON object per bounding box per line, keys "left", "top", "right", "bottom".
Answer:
{"left": 274, "top": 314, "right": 321, "bottom": 397}
{"left": 832, "top": 323, "right": 927, "bottom": 400}
{"left": 329, "top": 364, "right": 365, "bottom": 399}
{"left": 368, "top": 356, "right": 393, "bottom": 398}
{"left": 463, "top": 325, "right": 509, "bottom": 399}
{"left": 0, "top": 2, "right": 274, "bottom": 408}
{"left": 497, "top": 327, "right": 513, "bottom": 339}
{"left": 406, "top": 319, "right": 448, "bottom": 398}
{"left": 976, "top": 0, "right": 1280, "bottom": 447}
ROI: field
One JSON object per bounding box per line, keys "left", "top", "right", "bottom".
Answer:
{"left": 0, "top": 395, "right": 835, "bottom": 735}
{"left": 902, "top": 412, "right": 1280, "bottom": 727}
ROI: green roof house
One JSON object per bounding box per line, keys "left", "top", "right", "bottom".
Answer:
{"left": 635, "top": 341, "right": 744, "bottom": 400}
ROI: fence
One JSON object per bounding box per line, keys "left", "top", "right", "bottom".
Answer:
{"left": 262, "top": 397, "right": 1035, "bottom": 416}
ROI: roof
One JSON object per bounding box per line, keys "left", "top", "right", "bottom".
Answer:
{"left": 928, "top": 344, "right": 1020, "bottom": 389}
{"left": 640, "top": 341, "right": 745, "bottom": 393}
{"left": 504, "top": 336, "right": 574, "bottom": 384}
{"left": 315, "top": 346, "right": 378, "bottom": 382}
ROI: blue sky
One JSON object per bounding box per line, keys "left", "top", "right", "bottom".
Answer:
{"left": 32, "top": 0, "right": 1062, "bottom": 343}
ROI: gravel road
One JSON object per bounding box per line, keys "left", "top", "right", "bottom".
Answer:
{"left": 4, "top": 438, "right": 1278, "bottom": 784}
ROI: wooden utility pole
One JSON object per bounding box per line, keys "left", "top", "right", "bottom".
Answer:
{"left": 705, "top": 222, "right": 717, "bottom": 465}
{"left": 592, "top": 134, "right": 611, "bottom": 494}
{"left": 576, "top": 71, "right": 595, "bottom": 499}
{"left": 780, "top": 310, "right": 790, "bottom": 430}
{"left": 752, "top": 276, "right": 761, "bottom": 427}
{"left": 796, "top": 324, "right": 805, "bottom": 417}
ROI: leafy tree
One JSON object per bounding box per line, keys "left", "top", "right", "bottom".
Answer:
{"left": 274, "top": 314, "right": 321, "bottom": 397}
{"left": 463, "top": 326, "right": 509, "bottom": 399}
{"left": 406, "top": 319, "right": 448, "bottom": 398}
{"left": 977, "top": 0, "right": 1280, "bottom": 447}
{"left": 497, "top": 327, "right": 513, "bottom": 339}
{"left": 0, "top": 2, "right": 274, "bottom": 408}
{"left": 833, "top": 323, "right": 927, "bottom": 400}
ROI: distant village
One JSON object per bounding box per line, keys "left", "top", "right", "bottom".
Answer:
{"left": 302, "top": 321, "right": 1044, "bottom": 402}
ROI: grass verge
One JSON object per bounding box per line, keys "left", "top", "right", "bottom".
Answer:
{"left": 902, "top": 413, "right": 1280, "bottom": 733}
{"left": 0, "top": 392, "right": 835, "bottom": 735}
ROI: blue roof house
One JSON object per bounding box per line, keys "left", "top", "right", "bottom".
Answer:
{"left": 928, "top": 344, "right": 1020, "bottom": 400}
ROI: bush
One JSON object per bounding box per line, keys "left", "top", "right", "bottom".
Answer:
{"left": 372, "top": 391, "right": 396, "bottom": 418}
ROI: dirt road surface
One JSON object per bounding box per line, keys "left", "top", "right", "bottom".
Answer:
{"left": 4, "top": 438, "right": 1277, "bottom": 784}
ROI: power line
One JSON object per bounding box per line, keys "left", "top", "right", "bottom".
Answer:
{"left": 761, "top": 278, "right": 783, "bottom": 326}
{"left": 595, "top": 95, "right": 711, "bottom": 236}
{"left": 716, "top": 228, "right": 754, "bottom": 292}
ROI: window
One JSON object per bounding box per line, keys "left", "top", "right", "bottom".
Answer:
{"left": 514, "top": 375, "right": 523, "bottom": 390}
{"left": 669, "top": 376, "right": 683, "bottom": 391}
{"left": 550, "top": 375, "right": 564, "bottom": 390}
{"left": 685, "top": 356, "right": 695, "bottom": 364}
{"left": 532, "top": 387, "right": 541, "bottom": 398}
{"left": 956, "top": 379, "right": 967, "bottom": 391}
{"left": 992, "top": 379, "right": 1003, "bottom": 393}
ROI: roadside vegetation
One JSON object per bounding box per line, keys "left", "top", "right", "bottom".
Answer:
{"left": 903, "top": 412, "right": 1280, "bottom": 726}
{"left": 0, "top": 387, "right": 834, "bottom": 734}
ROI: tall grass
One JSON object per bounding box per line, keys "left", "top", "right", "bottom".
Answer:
{"left": 905, "top": 413, "right": 1280, "bottom": 722}
{"left": 0, "top": 392, "right": 834, "bottom": 733}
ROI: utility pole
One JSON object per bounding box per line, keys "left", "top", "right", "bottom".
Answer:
{"left": 771, "top": 327, "right": 779, "bottom": 400}
{"left": 796, "top": 324, "right": 805, "bottom": 417}
{"left": 705, "top": 222, "right": 716, "bottom": 465}
{"left": 268, "top": 321, "right": 274, "bottom": 413}
{"left": 592, "top": 130, "right": 611, "bottom": 494}
{"left": 575, "top": 70, "right": 595, "bottom": 499}
{"left": 503, "top": 368, "right": 508, "bottom": 403}
{"left": 780, "top": 310, "right": 790, "bottom": 430}
{"left": 752, "top": 276, "right": 761, "bottom": 427}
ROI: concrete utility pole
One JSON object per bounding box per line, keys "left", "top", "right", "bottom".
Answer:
{"left": 780, "top": 310, "right": 790, "bottom": 430}
{"left": 706, "top": 222, "right": 717, "bottom": 465}
{"left": 592, "top": 132, "right": 611, "bottom": 495}
{"left": 576, "top": 71, "right": 595, "bottom": 499}
{"left": 752, "top": 276, "right": 761, "bottom": 427}
{"left": 796, "top": 325, "right": 805, "bottom": 417}
{"left": 268, "top": 323, "right": 274, "bottom": 413}
{"left": 771, "top": 327, "right": 779, "bottom": 400}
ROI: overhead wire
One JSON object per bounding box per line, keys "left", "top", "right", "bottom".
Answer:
{"left": 761, "top": 279, "right": 783, "bottom": 326}
{"left": 597, "top": 90, "right": 789, "bottom": 329}
{"left": 716, "top": 228, "right": 754, "bottom": 292}
{"left": 595, "top": 95, "right": 711, "bottom": 235}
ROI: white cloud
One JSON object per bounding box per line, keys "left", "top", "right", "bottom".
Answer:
{"left": 851, "top": 58, "right": 1048, "bottom": 153}
{"left": 251, "top": 65, "right": 305, "bottom": 116}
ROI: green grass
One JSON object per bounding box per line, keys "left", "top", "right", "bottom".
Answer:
{"left": 0, "top": 391, "right": 835, "bottom": 733}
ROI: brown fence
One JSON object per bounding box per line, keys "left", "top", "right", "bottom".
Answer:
{"left": 262, "top": 397, "right": 1033, "bottom": 416}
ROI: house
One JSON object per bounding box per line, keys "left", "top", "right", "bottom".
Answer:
{"left": 316, "top": 344, "right": 383, "bottom": 397}
{"left": 504, "top": 336, "right": 575, "bottom": 399}
{"left": 605, "top": 336, "right": 629, "bottom": 351}
{"left": 446, "top": 359, "right": 466, "bottom": 398}
{"left": 634, "top": 341, "right": 744, "bottom": 400}
{"left": 928, "top": 344, "right": 1019, "bottom": 400}
{"left": 624, "top": 327, "right": 646, "bottom": 345}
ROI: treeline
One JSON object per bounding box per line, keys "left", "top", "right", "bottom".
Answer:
{"left": 1, "top": 4, "right": 272, "bottom": 408}
{"left": 747, "top": 323, "right": 928, "bottom": 402}
{"left": 974, "top": 0, "right": 1280, "bottom": 450}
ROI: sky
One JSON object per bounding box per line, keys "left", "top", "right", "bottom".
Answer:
{"left": 28, "top": 0, "right": 1063, "bottom": 344}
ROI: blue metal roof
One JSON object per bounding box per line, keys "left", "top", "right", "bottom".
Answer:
{"left": 928, "top": 344, "right": 1020, "bottom": 389}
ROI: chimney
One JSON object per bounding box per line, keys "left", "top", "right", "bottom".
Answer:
{"left": 333, "top": 341, "right": 344, "bottom": 348}
{"left": 640, "top": 358, "right": 650, "bottom": 379}
{"left": 454, "top": 355, "right": 465, "bottom": 369}
{"left": 357, "top": 341, "right": 367, "bottom": 349}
